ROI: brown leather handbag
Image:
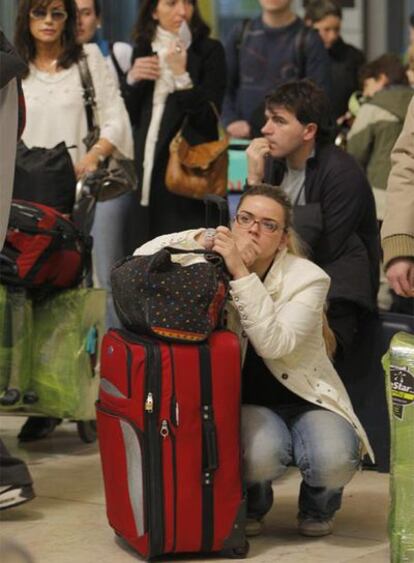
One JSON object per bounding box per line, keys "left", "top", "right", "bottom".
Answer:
{"left": 165, "top": 104, "right": 229, "bottom": 199}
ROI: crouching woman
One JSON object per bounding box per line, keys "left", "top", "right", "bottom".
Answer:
{"left": 134, "top": 183, "right": 373, "bottom": 538}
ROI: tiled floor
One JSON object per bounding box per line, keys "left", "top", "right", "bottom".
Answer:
{"left": 0, "top": 416, "right": 390, "bottom": 563}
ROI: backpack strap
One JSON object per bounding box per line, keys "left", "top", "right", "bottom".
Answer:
{"left": 109, "top": 42, "right": 125, "bottom": 82}
{"left": 294, "top": 25, "right": 312, "bottom": 79}
{"left": 233, "top": 18, "right": 252, "bottom": 90}
{"left": 236, "top": 18, "right": 252, "bottom": 51}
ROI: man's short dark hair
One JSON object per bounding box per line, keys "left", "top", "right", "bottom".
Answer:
{"left": 304, "top": 0, "right": 342, "bottom": 23}
{"left": 93, "top": 0, "right": 101, "bottom": 18}
{"left": 265, "top": 79, "right": 334, "bottom": 144}
{"left": 358, "top": 53, "right": 408, "bottom": 87}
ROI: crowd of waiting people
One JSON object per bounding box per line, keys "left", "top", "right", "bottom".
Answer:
{"left": 0, "top": 0, "right": 413, "bottom": 543}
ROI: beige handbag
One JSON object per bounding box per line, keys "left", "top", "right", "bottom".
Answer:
{"left": 165, "top": 104, "right": 229, "bottom": 199}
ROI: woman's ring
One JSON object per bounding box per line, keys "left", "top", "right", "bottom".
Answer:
{"left": 175, "top": 46, "right": 182, "bottom": 53}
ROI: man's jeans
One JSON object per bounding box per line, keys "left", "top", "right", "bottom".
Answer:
{"left": 91, "top": 191, "right": 138, "bottom": 329}
{"left": 242, "top": 404, "right": 361, "bottom": 520}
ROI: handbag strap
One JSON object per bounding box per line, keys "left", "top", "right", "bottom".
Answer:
{"left": 145, "top": 246, "right": 226, "bottom": 272}
{"left": 78, "top": 54, "right": 100, "bottom": 139}
{"left": 178, "top": 102, "right": 228, "bottom": 143}
{"left": 163, "top": 246, "right": 220, "bottom": 258}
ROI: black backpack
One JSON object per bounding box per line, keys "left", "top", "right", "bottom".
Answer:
{"left": 13, "top": 141, "right": 77, "bottom": 214}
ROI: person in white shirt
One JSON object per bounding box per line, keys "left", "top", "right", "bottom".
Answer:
{"left": 74, "top": 0, "right": 143, "bottom": 330}
{"left": 14, "top": 0, "right": 133, "bottom": 441}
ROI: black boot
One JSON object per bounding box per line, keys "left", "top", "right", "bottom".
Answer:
{"left": 18, "top": 417, "right": 61, "bottom": 442}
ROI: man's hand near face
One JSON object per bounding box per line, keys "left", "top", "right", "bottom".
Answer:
{"left": 246, "top": 138, "right": 270, "bottom": 185}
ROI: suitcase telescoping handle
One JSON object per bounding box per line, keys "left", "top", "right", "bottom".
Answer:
{"left": 203, "top": 194, "right": 229, "bottom": 228}
{"left": 203, "top": 414, "right": 219, "bottom": 472}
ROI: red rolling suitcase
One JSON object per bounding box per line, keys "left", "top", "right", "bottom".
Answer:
{"left": 96, "top": 328, "right": 247, "bottom": 560}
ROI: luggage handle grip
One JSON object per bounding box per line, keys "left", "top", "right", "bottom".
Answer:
{"left": 147, "top": 247, "right": 226, "bottom": 273}
{"left": 203, "top": 195, "right": 229, "bottom": 228}
{"left": 203, "top": 418, "right": 219, "bottom": 473}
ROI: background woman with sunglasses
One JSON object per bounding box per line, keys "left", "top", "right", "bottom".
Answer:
{"left": 13, "top": 0, "right": 133, "bottom": 442}
{"left": 134, "top": 183, "right": 373, "bottom": 539}
{"left": 14, "top": 0, "right": 132, "bottom": 178}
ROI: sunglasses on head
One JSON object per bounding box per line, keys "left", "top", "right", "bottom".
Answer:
{"left": 29, "top": 7, "right": 68, "bottom": 22}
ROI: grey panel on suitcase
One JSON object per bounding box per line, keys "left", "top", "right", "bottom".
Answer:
{"left": 120, "top": 420, "right": 145, "bottom": 537}
{"left": 100, "top": 378, "right": 127, "bottom": 399}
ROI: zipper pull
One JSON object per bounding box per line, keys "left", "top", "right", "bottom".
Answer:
{"left": 145, "top": 392, "right": 154, "bottom": 413}
{"left": 160, "top": 419, "right": 169, "bottom": 439}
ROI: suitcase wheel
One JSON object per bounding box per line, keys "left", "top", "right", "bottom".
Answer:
{"left": 224, "top": 540, "right": 250, "bottom": 559}
{"left": 77, "top": 420, "right": 97, "bottom": 443}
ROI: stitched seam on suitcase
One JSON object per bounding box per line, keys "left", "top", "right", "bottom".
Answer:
{"left": 199, "top": 344, "right": 215, "bottom": 552}
{"left": 168, "top": 345, "right": 178, "bottom": 551}
{"left": 145, "top": 344, "right": 165, "bottom": 557}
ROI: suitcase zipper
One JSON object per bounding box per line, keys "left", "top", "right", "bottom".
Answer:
{"left": 144, "top": 392, "right": 153, "bottom": 413}
{"left": 145, "top": 343, "right": 165, "bottom": 557}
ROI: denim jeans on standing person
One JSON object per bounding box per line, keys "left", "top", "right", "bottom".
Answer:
{"left": 91, "top": 191, "right": 139, "bottom": 329}
{"left": 241, "top": 403, "right": 361, "bottom": 521}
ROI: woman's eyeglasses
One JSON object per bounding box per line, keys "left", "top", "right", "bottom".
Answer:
{"left": 235, "top": 211, "right": 285, "bottom": 234}
{"left": 29, "top": 8, "right": 68, "bottom": 22}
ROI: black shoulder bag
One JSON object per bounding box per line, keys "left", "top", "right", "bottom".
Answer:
{"left": 76, "top": 55, "right": 137, "bottom": 202}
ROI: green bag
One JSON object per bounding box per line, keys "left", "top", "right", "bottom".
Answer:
{"left": 383, "top": 331, "right": 414, "bottom": 563}
{"left": 0, "top": 285, "right": 33, "bottom": 403}
{"left": 30, "top": 288, "right": 106, "bottom": 420}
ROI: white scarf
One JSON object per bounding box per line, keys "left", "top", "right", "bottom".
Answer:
{"left": 141, "top": 26, "right": 189, "bottom": 206}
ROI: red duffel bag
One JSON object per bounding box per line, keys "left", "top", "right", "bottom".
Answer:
{"left": 0, "top": 200, "right": 91, "bottom": 295}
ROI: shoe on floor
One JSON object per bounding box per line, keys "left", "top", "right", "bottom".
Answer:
{"left": 245, "top": 518, "right": 264, "bottom": 537}
{"left": 298, "top": 517, "right": 333, "bottom": 537}
{"left": 18, "top": 417, "right": 61, "bottom": 442}
{"left": 0, "top": 484, "right": 35, "bottom": 510}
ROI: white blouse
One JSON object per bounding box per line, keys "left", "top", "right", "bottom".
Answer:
{"left": 22, "top": 43, "right": 133, "bottom": 165}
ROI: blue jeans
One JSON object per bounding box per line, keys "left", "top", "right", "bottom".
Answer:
{"left": 91, "top": 191, "right": 139, "bottom": 329}
{"left": 241, "top": 404, "right": 361, "bottom": 520}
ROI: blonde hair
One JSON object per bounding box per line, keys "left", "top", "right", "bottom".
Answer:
{"left": 238, "top": 183, "right": 337, "bottom": 359}
{"left": 236, "top": 183, "right": 307, "bottom": 257}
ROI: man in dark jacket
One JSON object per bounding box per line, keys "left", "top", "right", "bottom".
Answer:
{"left": 246, "top": 79, "right": 379, "bottom": 363}
{"left": 222, "top": 0, "right": 332, "bottom": 139}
